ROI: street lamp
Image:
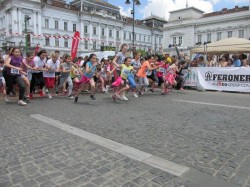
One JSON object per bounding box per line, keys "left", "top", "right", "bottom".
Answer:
{"left": 24, "top": 15, "right": 31, "bottom": 54}
{"left": 125, "top": 0, "right": 141, "bottom": 52}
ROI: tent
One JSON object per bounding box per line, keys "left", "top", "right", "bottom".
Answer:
{"left": 191, "top": 37, "right": 250, "bottom": 54}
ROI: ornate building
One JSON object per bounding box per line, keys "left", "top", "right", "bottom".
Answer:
{"left": 163, "top": 6, "right": 250, "bottom": 55}
{"left": 0, "top": 0, "right": 166, "bottom": 55}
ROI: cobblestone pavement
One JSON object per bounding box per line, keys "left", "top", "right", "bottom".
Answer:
{"left": 1, "top": 90, "right": 250, "bottom": 186}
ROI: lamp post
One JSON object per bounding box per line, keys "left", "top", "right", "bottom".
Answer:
{"left": 24, "top": 15, "right": 31, "bottom": 54}
{"left": 125, "top": 0, "right": 141, "bottom": 52}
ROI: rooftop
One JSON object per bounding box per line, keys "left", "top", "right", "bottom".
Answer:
{"left": 203, "top": 6, "right": 249, "bottom": 18}
{"left": 71, "top": 0, "right": 119, "bottom": 10}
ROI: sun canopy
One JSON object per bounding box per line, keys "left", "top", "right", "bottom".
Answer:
{"left": 191, "top": 37, "right": 250, "bottom": 54}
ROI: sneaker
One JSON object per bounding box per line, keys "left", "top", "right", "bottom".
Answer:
{"left": 105, "top": 85, "right": 110, "bottom": 94}
{"left": 45, "top": 88, "right": 49, "bottom": 93}
{"left": 38, "top": 91, "right": 45, "bottom": 97}
{"left": 133, "top": 92, "right": 138, "bottom": 98}
{"left": 42, "top": 87, "right": 46, "bottom": 94}
{"left": 48, "top": 93, "right": 52, "bottom": 99}
{"left": 74, "top": 96, "right": 78, "bottom": 103}
{"left": 138, "top": 91, "right": 144, "bottom": 95}
{"left": 55, "top": 91, "right": 59, "bottom": 96}
{"left": 115, "top": 92, "right": 123, "bottom": 100}
{"left": 67, "top": 94, "right": 74, "bottom": 99}
{"left": 90, "top": 95, "right": 96, "bottom": 100}
{"left": 121, "top": 95, "right": 128, "bottom": 101}
{"left": 24, "top": 95, "right": 30, "bottom": 102}
{"left": 179, "top": 88, "right": 185, "bottom": 91}
{"left": 18, "top": 100, "right": 27, "bottom": 106}
{"left": 5, "top": 95, "right": 10, "bottom": 102}
{"left": 161, "top": 92, "right": 167, "bottom": 95}
{"left": 149, "top": 88, "right": 154, "bottom": 93}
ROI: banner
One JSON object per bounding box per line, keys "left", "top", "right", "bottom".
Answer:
{"left": 71, "top": 31, "right": 80, "bottom": 59}
{"left": 183, "top": 68, "right": 198, "bottom": 87}
{"left": 198, "top": 67, "right": 250, "bottom": 92}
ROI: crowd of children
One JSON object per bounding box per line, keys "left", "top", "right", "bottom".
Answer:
{"left": 0, "top": 44, "right": 187, "bottom": 106}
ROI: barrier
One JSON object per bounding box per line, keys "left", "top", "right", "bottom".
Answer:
{"left": 184, "top": 67, "right": 250, "bottom": 92}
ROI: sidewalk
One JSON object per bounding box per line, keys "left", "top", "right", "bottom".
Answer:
{"left": 0, "top": 110, "right": 197, "bottom": 187}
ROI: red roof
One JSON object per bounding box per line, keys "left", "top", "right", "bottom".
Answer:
{"left": 203, "top": 6, "right": 249, "bottom": 18}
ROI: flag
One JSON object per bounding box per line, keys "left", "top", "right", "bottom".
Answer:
{"left": 71, "top": 31, "right": 80, "bottom": 59}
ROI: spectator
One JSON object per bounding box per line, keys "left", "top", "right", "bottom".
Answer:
{"left": 232, "top": 55, "right": 241, "bottom": 67}
{"left": 197, "top": 56, "right": 206, "bottom": 67}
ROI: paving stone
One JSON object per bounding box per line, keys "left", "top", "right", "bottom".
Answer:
{"left": 21, "top": 179, "right": 37, "bottom": 187}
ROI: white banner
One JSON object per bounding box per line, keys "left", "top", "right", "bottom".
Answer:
{"left": 197, "top": 67, "right": 250, "bottom": 92}
{"left": 183, "top": 68, "right": 198, "bottom": 87}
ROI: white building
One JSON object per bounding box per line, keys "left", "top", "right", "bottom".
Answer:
{"left": 0, "top": 0, "right": 165, "bottom": 55}
{"left": 163, "top": 5, "right": 250, "bottom": 55}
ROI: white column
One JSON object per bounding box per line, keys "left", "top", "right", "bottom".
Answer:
{"left": 11, "top": 7, "right": 18, "bottom": 33}
{"left": 5, "top": 11, "right": 9, "bottom": 35}
{"left": 106, "top": 26, "right": 109, "bottom": 45}
{"left": 98, "top": 24, "right": 101, "bottom": 49}
{"left": 113, "top": 28, "right": 116, "bottom": 47}
{"left": 89, "top": 22, "right": 93, "bottom": 48}
{"left": 37, "top": 12, "right": 42, "bottom": 35}
{"left": 80, "top": 21, "right": 84, "bottom": 39}
{"left": 33, "top": 11, "right": 37, "bottom": 35}
{"left": 121, "top": 29, "right": 124, "bottom": 44}
{"left": 18, "top": 8, "right": 22, "bottom": 34}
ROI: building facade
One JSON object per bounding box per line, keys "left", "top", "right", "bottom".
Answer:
{"left": 163, "top": 6, "right": 250, "bottom": 55}
{"left": 0, "top": 0, "right": 165, "bottom": 55}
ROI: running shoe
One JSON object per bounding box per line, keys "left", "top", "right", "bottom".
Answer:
{"left": 105, "top": 85, "right": 110, "bottom": 94}
{"left": 48, "top": 93, "right": 52, "bottom": 99}
{"left": 55, "top": 91, "right": 59, "bottom": 96}
{"left": 74, "top": 96, "right": 78, "bottom": 103}
{"left": 115, "top": 92, "right": 123, "bottom": 100}
{"left": 133, "top": 92, "right": 138, "bottom": 98}
{"left": 121, "top": 95, "right": 128, "bottom": 101}
{"left": 161, "top": 92, "right": 167, "bottom": 95}
{"left": 18, "top": 100, "right": 27, "bottom": 106}
{"left": 179, "top": 88, "right": 185, "bottom": 91}
{"left": 38, "top": 91, "right": 45, "bottom": 97}
{"left": 138, "top": 91, "right": 144, "bottom": 95}
{"left": 90, "top": 95, "right": 96, "bottom": 100}
{"left": 5, "top": 95, "right": 10, "bottom": 102}
{"left": 67, "top": 94, "right": 74, "bottom": 99}
{"left": 149, "top": 88, "right": 154, "bottom": 93}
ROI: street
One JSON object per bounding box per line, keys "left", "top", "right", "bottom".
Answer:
{"left": 0, "top": 90, "right": 250, "bottom": 187}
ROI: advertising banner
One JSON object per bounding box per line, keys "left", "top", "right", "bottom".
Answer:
{"left": 71, "top": 31, "right": 80, "bottom": 59}
{"left": 183, "top": 68, "right": 198, "bottom": 87}
{"left": 197, "top": 67, "right": 250, "bottom": 92}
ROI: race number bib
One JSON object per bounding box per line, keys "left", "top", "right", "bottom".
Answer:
{"left": 11, "top": 68, "right": 20, "bottom": 75}
{"left": 159, "top": 67, "right": 165, "bottom": 73}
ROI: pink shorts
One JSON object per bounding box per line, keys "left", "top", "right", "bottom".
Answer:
{"left": 112, "top": 77, "right": 122, "bottom": 87}
{"left": 80, "top": 75, "right": 91, "bottom": 84}
{"left": 165, "top": 73, "right": 176, "bottom": 85}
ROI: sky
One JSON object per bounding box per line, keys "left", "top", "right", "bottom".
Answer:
{"left": 105, "top": 0, "right": 250, "bottom": 20}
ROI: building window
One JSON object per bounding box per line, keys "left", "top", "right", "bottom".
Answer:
{"left": 64, "top": 38, "right": 68, "bottom": 47}
{"left": 45, "top": 19, "right": 49, "bottom": 28}
{"left": 55, "top": 20, "right": 59, "bottom": 29}
{"left": 124, "top": 32, "right": 126, "bottom": 39}
{"left": 25, "top": 15, "right": 30, "bottom": 25}
{"left": 101, "top": 28, "right": 105, "bottom": 36}
{"left": 45, "top": 38, "right": 50, "bottom": 46}
{"left": 116, "top": 31, "right": 119, "bottom": 38}
{"left": 101, "top": 42, "right": 104, "bottom": 46}
{"left": 159, "top": 37, "right": 162, "bottom": 45}
{"left": 239, "top": 30, "right": 244, "bottom": 38}
{"left": 173, "top": 37, "right": 176, "bottom": 45}
{"left": 93, "top": 27, "right": 97, "bottom": 35}
{"left": 144, "top": 35, "right": 146, "bottom": 42}
{"left": 84, "top": 40, "right": 88, "bottom": 49}
{"left": 134, "top": 34, "right": 137, "bottom": 41}
{"left": 139, "top": 35, "right": 141, "bottom": 41}
{"left": 148, "top": 36, "right": 150, "bottom": 42}
{"left": 109, "top": 30, "right": 112, "bottom": 37}
{"left": 109, "top": 42, "right": 112, "bottom": 46}
{"left": 55, "top": 38, "right": 59, "bottom": 47}
{"left": 129, "top": 33, "right": 131, "bottom": 40}
{"left": 73, "top": 23, "right": 76, "bottom": 32}
{"left": 217, "top": 32, "right": 221, "bottom": 41}
{"left": 198, "top": 35, "right": 202, "bottom": 43}
{"left": 84, "top": 25, "right": 88, "bottom": 34}
{"left": 64, "top": 22, "right": 68, "bottom": 31}
{"left": 228, "top": 31, "right": 233, "bottom": 38}
{"left": 207, "top": 34, "right": 211, "bottom": 42}
{"left": 179, "top": 36, "right": 182, "bottom": 45}
{"left": 93, "top": 41, "right": 97, "bottom": 50}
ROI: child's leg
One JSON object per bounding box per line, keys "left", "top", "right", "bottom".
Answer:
{"left": 22, "top": 77, "right": 30, "bottom": 97}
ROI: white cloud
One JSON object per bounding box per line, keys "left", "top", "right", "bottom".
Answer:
{"left": 119, "top": 6, "right": 132, "bottom": 17}
{"left": 141, "top": 0, "right": 214, "bottom": 20}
